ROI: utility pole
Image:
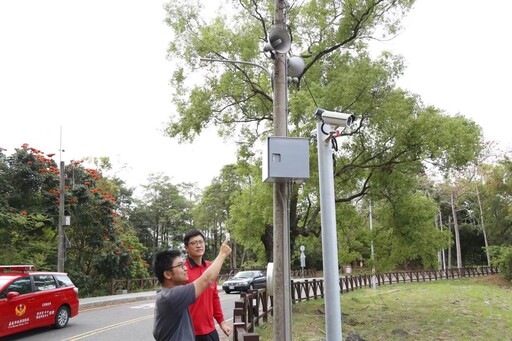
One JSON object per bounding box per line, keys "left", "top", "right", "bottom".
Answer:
{"left": 57, "top": 126, "right": 66, "bottom": 272}
{"left": 272, "top": 0, "right": 292, "bottom": 339}
{"left": 57, "top": 160, "right": 65, "bottom": 272}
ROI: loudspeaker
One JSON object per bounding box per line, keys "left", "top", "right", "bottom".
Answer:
{"left": 288, "top": 56, "right": 305, "bottom": 78}
{"left": 264, "top": 28, "right": 291, "bottom": 54}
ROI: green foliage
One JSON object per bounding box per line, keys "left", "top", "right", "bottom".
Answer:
{"left": 228, "top": 166, "right": 273, "bottom": 263}
{"left": 488, "top": 245, "right": 512, "bottom": 280}
{"left": 375, "top": 191, "right": 449, "bottom": 270}
{"left": 0, "top": 145, "right": 149, "bottom": 297}
{"left": 162, "top": 0, "right": 487, "bottom": 273}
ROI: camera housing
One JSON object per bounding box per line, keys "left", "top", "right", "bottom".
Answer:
{"left": 315, "top": 108, "right": 355, "bottom": 128}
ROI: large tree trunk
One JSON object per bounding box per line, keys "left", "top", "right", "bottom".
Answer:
{"left": 448, "top": 215, "right": 452, "bottom": 269}
{"left": 476, "top": 186, "right": 491, "bottom": 266}
{"left": 450, "top": 191, "right": 463, "bottom": 269}
{"left": 436, "top": 212, "right": 446, "bottom": 271}
{"left": 261, "top": 224, "right": 273, "bottom": 263}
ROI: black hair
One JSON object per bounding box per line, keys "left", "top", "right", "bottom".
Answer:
{"left": 183, "top": 229, "right": 206, "bottom": 246}
{"left": 153, "top": 249, "right": 181, "bottom": 284}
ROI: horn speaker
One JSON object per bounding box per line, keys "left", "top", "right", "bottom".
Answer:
{"left": 264, "top": 28, "right": 291, "bottom": 54}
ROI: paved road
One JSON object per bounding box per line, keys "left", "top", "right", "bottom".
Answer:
{"left": 2, "top": 287, "right": 238, "bottom": 341}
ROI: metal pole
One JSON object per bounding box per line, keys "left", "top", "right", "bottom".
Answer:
{"left": 369, "top": 200, "right": 376, "bottom": 290}
{"left": 317, "top": 121, "right": 342, "bottom": 340}
{"left": 57, "top": 160, "right": 65, "bottom": 272}
{"left": 272, "top": 0, "right": 292, "bottom": 339}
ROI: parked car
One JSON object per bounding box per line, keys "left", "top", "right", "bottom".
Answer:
{"left": 0, "top": 265, "right": 79, "bottom": 337}
{"left": 222, "top": 270, "right": 266, "bottom": 294}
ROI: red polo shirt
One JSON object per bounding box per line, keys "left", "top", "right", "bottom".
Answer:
{"left": 185, "top": 256, "right": 225, "bottom": 336}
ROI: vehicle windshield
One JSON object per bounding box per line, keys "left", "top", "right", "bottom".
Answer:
{"left": 233, "top": 271, "right": 258, "bottom": 279}
{"left": 0, "top": 278, "right": 14, "bottom": 289}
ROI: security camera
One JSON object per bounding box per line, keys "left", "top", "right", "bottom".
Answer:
{"left": 315, "top": 108, "right": 355, "bottom": 128}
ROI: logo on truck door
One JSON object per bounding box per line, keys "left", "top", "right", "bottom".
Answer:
{"left": 15, "top": 304, "right": 27, "bottom": 316}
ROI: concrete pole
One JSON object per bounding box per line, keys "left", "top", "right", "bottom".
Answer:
{"left": 272, "top": 0, "right": 292, "bottom": 340}
{"left": 57, "top": 161, "right": 65, "bottom": 272}
{"left": 317, "top": 121, "right": 343, "bottom": 340}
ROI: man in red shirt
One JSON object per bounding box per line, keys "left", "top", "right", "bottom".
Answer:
{"left": 184, "top": 229, "right": 231, "bottom": 341}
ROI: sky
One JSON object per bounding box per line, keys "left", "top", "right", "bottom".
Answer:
{"left": 1, "top": 0, "right": 511, "bottom": 196}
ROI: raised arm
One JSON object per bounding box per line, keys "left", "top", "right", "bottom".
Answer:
{"left": 193, "top": 239, "right": 231, "bottom": 298}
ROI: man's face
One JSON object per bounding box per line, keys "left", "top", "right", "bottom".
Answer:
{"left": 185, "top": 235, "right": 205, "bottom": 259}
{"left": 166, "top": 258, "right": 188, "bottom": 284}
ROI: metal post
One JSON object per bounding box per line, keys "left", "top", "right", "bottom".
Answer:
{"left": 57, "top": 161, "right": 65, "bottom": 272}
{"left": 369, "top": 200, "right": 376, "bottom": 290}
{"left": 317, "top": 121, "right": 342, "bottom": 340}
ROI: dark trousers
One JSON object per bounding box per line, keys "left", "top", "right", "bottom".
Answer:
{"left": 195, "top": 329, "right": 220, "bottom": 341}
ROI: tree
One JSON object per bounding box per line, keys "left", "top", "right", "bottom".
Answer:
{"left": 193, "top": 164, "right": 242, "bottom": 266}
{"left": 163, "top": 0, "right": 484, "bottom": 269}
{"left": 0, "top": 144, "right": 62, "bottom": 267}
{"left": 130, "top": 174, "right": 194, "bottom": 253}
{"left": 0, "top": 144, "right": 149, "bottom": 296}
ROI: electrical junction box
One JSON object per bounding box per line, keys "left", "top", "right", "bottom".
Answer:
{"left": 262, "top": 136, "right": 310, "bottom": 183}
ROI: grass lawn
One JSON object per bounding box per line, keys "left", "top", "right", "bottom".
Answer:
{"left": 255, "top": 275, "right": 512, "bottom": 340}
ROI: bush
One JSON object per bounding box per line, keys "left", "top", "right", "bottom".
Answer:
{"left": 500, "top": 249, "right": 512, "bottom": 280}
{"left": 488, "top": 245, "right": 512, "bottom": 280}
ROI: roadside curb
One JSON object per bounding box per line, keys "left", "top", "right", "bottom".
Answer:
{"left": 79, "top": 291, "right": 157, "bottom": 311}
{"left": 78, "top": 285, "right": 224, "bottom": 311}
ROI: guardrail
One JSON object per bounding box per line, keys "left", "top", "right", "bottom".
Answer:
{"left": 232, "top": 266, "right": 500, "bottom": 340}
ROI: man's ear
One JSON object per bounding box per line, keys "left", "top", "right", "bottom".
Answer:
{"left": 164, "top": 270, "right": 173, "bottom": 280}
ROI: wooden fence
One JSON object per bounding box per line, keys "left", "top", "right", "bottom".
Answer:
{"left": 110, "top": 269, "right": 316, "bottom": 295}
{"left": 111, "top": 266, "right": 499, "bottom": 339}
{"left": 233, "top": 266, "right": 500, "bottom": 340}
{"left": 110, "top": 277, "right": 159, "bottom": 294}
{"left": 233, "top": 289, "right": 273, "bottom": 341}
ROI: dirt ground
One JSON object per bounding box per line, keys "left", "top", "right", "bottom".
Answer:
{"left": 470, "top": 273, "right": 512, "bottom": 289}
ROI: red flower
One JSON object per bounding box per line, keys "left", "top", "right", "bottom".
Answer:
{"left": 21, "top": 211, "right": 28, "bottom": 215}
{"left": 47, "top": 153, "right": 55, "bottom": 157}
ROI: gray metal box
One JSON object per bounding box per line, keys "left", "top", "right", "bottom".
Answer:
{"left": 262, "top": 137, "right": 310, "bottom": 183}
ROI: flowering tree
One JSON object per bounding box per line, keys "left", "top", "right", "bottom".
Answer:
{"left": 0, "top": 144, "right": 149, "bottom": 296}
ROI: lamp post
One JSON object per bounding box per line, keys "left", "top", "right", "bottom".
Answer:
{"left": 315, "top": 108, "right": 354, "bottom": 340}
{"left": 316, "top": 120, "right": 343, "bottom": 340}
{"left": 369, "top": 199, "right": 376, "bottom": 290}
{"left": 57, "top": 126, "right": 65, "bottom": 272}
{"left": 57, "top": 160, "right": 65, "bottom": 272}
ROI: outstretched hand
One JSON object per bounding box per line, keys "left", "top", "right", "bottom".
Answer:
{"left": 220, "top": 239, "right": 232, "bottom": 257}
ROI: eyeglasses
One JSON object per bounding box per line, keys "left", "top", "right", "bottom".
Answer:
{"left": 187, "top": 240, "right": 205, "bottom": 247}
{"left": 168, "top": 262, "right": 186, "bottom": 270}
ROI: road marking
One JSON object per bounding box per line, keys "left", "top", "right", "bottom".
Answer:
{"left": 130, "top": 303, "right": 155, "bottom": 309}
{"left": 63, "top": 315, "right": 153, "bottom": 340}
